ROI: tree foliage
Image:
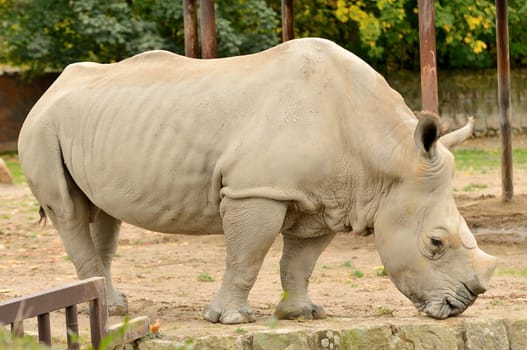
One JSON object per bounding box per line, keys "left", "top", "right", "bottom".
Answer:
{"left": 0, "top": 0, "right": 278, "bottom": 74}
{"left": 0, "top": 0, "right": 526, "bottom": 75}
{"left": 273, "top": 0, "right": 527, "bottom": 72}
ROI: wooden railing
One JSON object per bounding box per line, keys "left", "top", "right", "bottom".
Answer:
{"left": 0, "top": 277, "right": 108, "bottom": 350}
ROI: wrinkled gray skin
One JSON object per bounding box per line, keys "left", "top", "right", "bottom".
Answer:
{"left": 18, "top": 38, "right": 496, "bottom": 324}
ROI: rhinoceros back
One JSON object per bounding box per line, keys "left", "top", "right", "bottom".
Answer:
{"left": 19, "top": 38, "right": 397, "bottom": 235}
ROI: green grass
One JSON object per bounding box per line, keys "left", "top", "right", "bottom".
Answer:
{"left": 1, "top": 152, "right": 26, "bottom": 184}
{"left": 340, "top": 261, "right": 352, "bottom": 268}
{"left": 235, "top": 327, "right": 248, "bottom": 334}
{"left": 462, "top": 183, "right": 489, "bottom": 192}
{"left": 496, "top": 267, "right": 527, "bottom": 278}
{"left": 197, "top": 273, "right": 215, "bottom": 282}
{"left": 350, "top": 270, "right": 364, "bottom": 278}
{"left": 453, "top": 148, "right": 527, "bottom": 171}
{"left": 376, "top": 307, "right": 395, "bottom": 316}
{"left": 490, "top": 299, "right": 504, "bottom": 306}
{"left": 3, "top": 148, "right": 526, "bottom": 185}
{"left": 375, "top": 266, "right": 389, "bottom": 277}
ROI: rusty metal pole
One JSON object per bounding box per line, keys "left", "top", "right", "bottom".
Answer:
{"left": 418, "top": 0, "right": 439, "bottom": 114}
{"left": 281, "top": 0, "right": 294, "bottom": 42}
{"left": 183, "top": 0, "right": 198, "bottom": 58}
{"left": 495, "top": 0, "right": 514, "bottom": 201}
{"left": 200, "top": 0, "right": 217, "bottom": 58}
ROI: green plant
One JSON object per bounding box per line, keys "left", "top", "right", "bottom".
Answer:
{"left": 375, "top": 266, "right": 389, "bottom": 277}
{"left": 343, "top": 280, "right": 358, "bottom": 288}
{"left": 340, "top": 261, "right": 352, "bottom": 268}
{"left": 351, "top": 270, "right": 364, "bottom": 278}
{"left": 490, "top": 299, "right": 504, "bottom": 306}
{"left": 235, "top": 327, "right": 247, "bottom": 334}
{"left": 197, "top": 273, "right": 215, "bottom": 282}
{"left": 462, "top": 183, "right": 489, "bottom": 192}
{"left": 0, "top": 328, "right": 53, "bottom": 349}
{"left": 377, "top": 307, "right": 394, "bottom": 316}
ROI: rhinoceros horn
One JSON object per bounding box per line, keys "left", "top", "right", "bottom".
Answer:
{"left": 440, "top": 116, "right": 475, "bottom": 149}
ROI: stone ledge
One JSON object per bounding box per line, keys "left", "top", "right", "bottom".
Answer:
{"left": 134, "top": 317, "right": 527, "bottom": 350}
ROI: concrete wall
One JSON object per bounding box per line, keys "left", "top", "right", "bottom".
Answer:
{"left": 0, "top": 69, "right": 525, "bottom": 153}
{"left": 387, "top": 68, "right": 527, "bottom": 135}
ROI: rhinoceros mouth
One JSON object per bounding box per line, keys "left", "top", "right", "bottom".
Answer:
{"left": 415, "top": 284, "right": 477, "bottom": 319}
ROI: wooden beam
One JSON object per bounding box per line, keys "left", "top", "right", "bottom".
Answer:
{"left": 495, "top": 0, "right": 514, "bottom": 201}
{"left": 200, "top": 0, "right": 217, "bottom": 58}
{"left": 281, "top": 0, "right": 294, "bottom": 42}
{"left": 183, "top": 0, "right": 198, "bottom": 58}
{"left": 418, "top": 0, "right": 439, "bottom": 114}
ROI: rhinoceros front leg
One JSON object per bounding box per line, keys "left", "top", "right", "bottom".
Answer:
{"left": 202, "top": 197, "right": 287, "bottom": 324}
{"left": 90, "top": 210, "right": 127, "bottom": 315}
{"left": 275, "top": 232, "right": 336, "bottom": 320}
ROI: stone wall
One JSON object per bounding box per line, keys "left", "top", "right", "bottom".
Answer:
{"left": 134, "top": 318, "right": 527, "bottom": 350}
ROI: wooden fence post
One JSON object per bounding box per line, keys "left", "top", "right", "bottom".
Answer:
{"left": 281, "top": 0, "right": 294, "bottom": 42}
{"left": 200, "top": 0, "right": 217, "bottom": 58}
{"left": 183, "top": 0, "right": 198, "bottom": 58}
{"left": 495, "top": 0, "right": 514, "bottom": 201}
{"left": 418, "top": 0, "right": 439, "bottom": 114}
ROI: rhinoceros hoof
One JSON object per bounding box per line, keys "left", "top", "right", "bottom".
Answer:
{"left": 202, "top": 304, "right": 256, "bottom": 324}
{"left": 274, "top": 301, "right": 327, "bottom": 320}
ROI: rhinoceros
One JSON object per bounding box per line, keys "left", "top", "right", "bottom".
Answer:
{"left": 18, "top": 38, "right": 496, "bottom": 324}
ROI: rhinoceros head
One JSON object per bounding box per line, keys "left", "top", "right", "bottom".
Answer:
{"left": 374, "top": 114, "right": 496, "bottom": 319}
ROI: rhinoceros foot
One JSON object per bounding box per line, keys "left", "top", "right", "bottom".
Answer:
{"left": 202, "top": 303, "right": 256, "bottom": 324}
{"left": 107, "top": 291, "right": 128, "bottom": 316}
{"left": 274, "top": 300, "right": 327, "bottom": 320}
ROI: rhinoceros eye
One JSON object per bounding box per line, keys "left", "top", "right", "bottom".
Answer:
{"left": 420, "top": 232, "right": 447, "bottom": 259}
{"left": 429, "top": 237, "right": 444, "bottom": 257}
{"left": 430, "top": 237, "right": 443, "bottom": 247}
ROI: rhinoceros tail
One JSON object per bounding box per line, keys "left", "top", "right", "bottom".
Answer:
{"left": 38, "top": 206, "right": 47, "bottom": 226}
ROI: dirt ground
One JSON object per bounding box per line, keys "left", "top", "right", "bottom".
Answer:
{"left": 1, "top": 136, "right": 527, "bottom": 343}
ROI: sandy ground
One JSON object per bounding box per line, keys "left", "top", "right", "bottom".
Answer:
{"left": 1, "top": 136, "right": 527, "bottom": 344}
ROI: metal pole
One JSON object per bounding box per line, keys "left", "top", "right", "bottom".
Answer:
{"left": 183, "top": 0, "right": 198, "bottom": 58}
{"left": 200, "top": 0, "right": 217, "bottom": 58}
{"left": 495, "top": 0, "right": 514, "bottom": 201}
{"left": 418, "top": 0, "right": 439, "bottom": 114}
{"left": 281, "top": 0, "right": 294, "bottom": 42}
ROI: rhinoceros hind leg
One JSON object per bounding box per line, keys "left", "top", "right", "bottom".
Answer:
{"left": 275, "top": 232, "right": 336, "bottom": 320}
{"left": 90, "top": 210, "right": 127, "bottom": 316}
{"left": 202, "top": 197, "right": 287, "bottom": 324}
{"left": 35, "top": 173, "right": 109, "bottom": 308}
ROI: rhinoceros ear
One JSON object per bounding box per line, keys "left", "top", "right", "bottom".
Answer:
{"left": 439, "top": 116, "right": 474, "bottom": 150}
{"left": 414, "top": 111, "right": 441, "bottom": 156}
